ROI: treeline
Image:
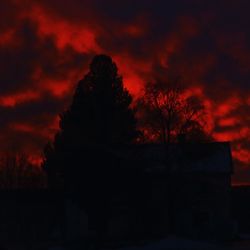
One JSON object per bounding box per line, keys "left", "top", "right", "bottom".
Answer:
{"left": 0, "top": 153, "right": 46, "bottom": 189}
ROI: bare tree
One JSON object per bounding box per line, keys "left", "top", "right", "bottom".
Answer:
{"left": 137, "top": 77, "right": 211, "bottom": 145}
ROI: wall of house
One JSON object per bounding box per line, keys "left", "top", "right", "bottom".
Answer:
{"left": 173, "top": 173, "right": 234, "bottom": 240}
{"left": 100, "top": 172, "right": 234, "bottom": 242}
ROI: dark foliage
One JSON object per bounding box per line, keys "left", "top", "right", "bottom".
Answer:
{"left": 42, "top": 54, "right": 139, "bottom": 193}
{"left": 0, "top": 152, "right": 46, "bottom": 189}
{"left": 136, "top": 77, "right": 212, "bottom": 144}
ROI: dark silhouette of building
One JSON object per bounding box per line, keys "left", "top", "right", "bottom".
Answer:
{"left": 63, "top": 141, "right": 235, "bottom": 247}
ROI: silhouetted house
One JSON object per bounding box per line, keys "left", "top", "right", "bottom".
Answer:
{"left": 91, "top": 142, "right": 235, "bottom": 244}
{"left": 167, "top": 142, "right": 233, "bottom": 240}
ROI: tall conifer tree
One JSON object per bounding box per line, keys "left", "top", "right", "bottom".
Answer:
{"left": 43, "top": 55, "right": 138, "bottom": 190}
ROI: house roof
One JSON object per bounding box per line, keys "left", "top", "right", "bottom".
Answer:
{"left": 172, "top": 142, "right": 233, "bottom": 174}
{"left": 110, "top": 142, "right": 233, "bottom": 174}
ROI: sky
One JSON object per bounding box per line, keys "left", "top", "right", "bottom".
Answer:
{"left": 0, "top": 0, "right": 249, "bottom": 184}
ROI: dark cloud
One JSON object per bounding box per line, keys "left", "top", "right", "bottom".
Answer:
{"left": 0, "top": 1, "right": 21, "bottom": 31}
{"left": 0, "top": 4, "right": 90, "bottom": 159}
{"left": 0, "top": 19, "right": 89, "bottom": 95}
{"left": 0, "top": 92, "right": 71, "bottom": 155}
{"left": 0, "top": 93, "right": 66, "bottom": 127}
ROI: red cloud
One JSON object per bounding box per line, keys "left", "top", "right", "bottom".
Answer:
{"left": 0, "top": 91, "right": 40, "bottom": 107}
{"left": 0, "top": 0, "right": 249, "bottom": 185}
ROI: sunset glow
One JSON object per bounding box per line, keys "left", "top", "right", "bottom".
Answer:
{"left": 0, "top": 0, "right": 249, "bottom": 184}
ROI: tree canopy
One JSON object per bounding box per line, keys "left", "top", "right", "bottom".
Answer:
{"left": 43, "top": 54, "right": 139, "bottom": 189}
{"left": 137, "top": 77, "right": 211, "bottom": 144}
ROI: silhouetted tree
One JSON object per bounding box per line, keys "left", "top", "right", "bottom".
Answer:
{"left": 43, "top": 54, "right": 138, "bottom": 187}
{"left": 137, "top": 77, "right": 211, "bottom": 145}
{"left": 0, "top": 152, "right": 46, "bottom": 189}
{"left": 42, "top": 55, "right": 139, "bottom": 246}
